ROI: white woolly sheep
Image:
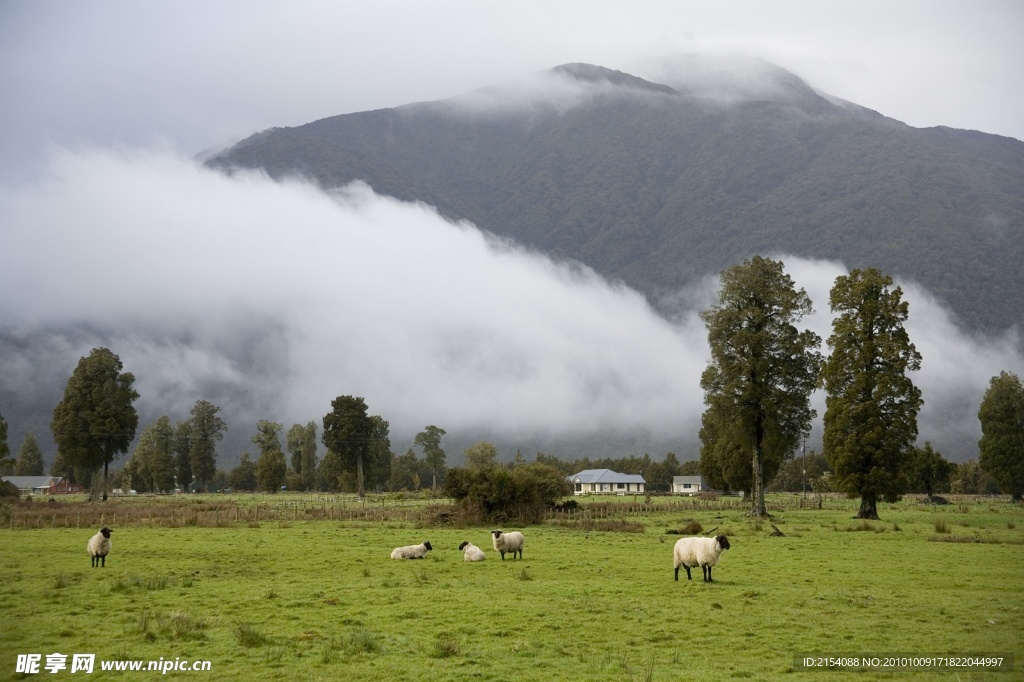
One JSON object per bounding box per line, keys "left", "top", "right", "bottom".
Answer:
{"left": 88, "top": 526, "right": 112, "bottom": 568}
{"left": 673, "top": 534, "right": 730, "bottom": 582}
{"left": 390, "top": 541, "right": 432, "bottom": 560}
{"left": 458, "top": 541, "right": 486, "bottom": 562}
{"left": 491, "top": 530, "right": 524, "bottom": 560}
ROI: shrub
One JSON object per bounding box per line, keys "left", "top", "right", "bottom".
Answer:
{"left": 443, "top": 463, "right": 571, "bottom": 524}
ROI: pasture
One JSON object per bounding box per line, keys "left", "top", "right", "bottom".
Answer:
{"left": 1, "top": 495, "right": 1021, "bottom": 681}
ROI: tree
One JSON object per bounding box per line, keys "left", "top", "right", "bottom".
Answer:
{"left": 821, "top": 268, "right": 923, "bottom": 519}
{"left": 286, "top": 422, "right": 319, "bottom": 491}
{"left": 253, "top": 420, "right": 287, "bottom": 492}
{"left": 905, "top": 442, "right": 954, "bottom": 498}
{"left": 187, "top": 400, "right": 226, "bottom": 492}
{"left": 322, "top": 396, "right": 375, "bottom": 497}
{"left": 50, "top": 347, "right": 139, "bottom": 501}
{"left": 368, "top": 416, "right": 392, "bottom": 492}
{"left": 699, "top": 256, "right": 822, "bottom": 517}
{"left": 387, "top": 448, "right": 429, "bottom": 492}
{"left": 13, "top": 433, "right": 45, "bottom": 476}
{"left": 173, "top": 420, "right": 193, "bottom": 491}
{"left": 978, "top": 371, "right": 1024, "bottom": 501}
{"left": 0, "top": 412, "right": 13, "bottom": 475}
{"left": 415, "top": 425, "right": 447, "bottom": 489}
{"left": 767, "top": 451, "right": 831, "bottom": 493}
{"left": 464, "top": 441, "right": 499, "bottom": 469}
{"left": 146, "top": 416, "right": 176, "bottom": 493}
{"left": 229, "top": 453, "right": 258, "bottom": 491}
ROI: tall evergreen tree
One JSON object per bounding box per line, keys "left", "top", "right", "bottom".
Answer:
{"left": 14, "top": 433, "right": 45, "bottom": 476}
{"left": 173, "top": 419, "right": 193, "bottom": 491}
{"left": 905, "top": 442, "right": 954, "bottom": 498}
{"left": 50, "top": 347, "right": 139, "bottom": 501}
{"left": 187, "top": 400, "right": 226, "bottom": 492}
{"left": 322, "top": 396, "right": 375, "bottom": 497}
{"left": 286, "top": 421, "right": 319, "bottom": 490}
{"left": 229, "top": 453, "right": 258, "bottom": 491}
{"left": 978, "top": 371, "right": 1024, "bottom": 501}
{"left": 699, "top": 256, "right": 822, "bottom": 517}
{"left": 368, "top": 416, "right": 392, "bottom": 492}
{"left": 821, "top": 268, "right": 923, "bottom": 519}
{"left": 415, "top": 425, "right": 447, "bottom": 490}
{"left": 253, "top": 420, "right": 287, "bottom": 493}
{"left": 147, "top": 416, "right": 176, "bottom": 493}
{"left": 0, "top": 413, "right": 12, "bottom": 475}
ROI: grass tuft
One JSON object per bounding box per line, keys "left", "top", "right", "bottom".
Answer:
{"left": 346, "top": 628, "right": 382, "bottom": 655}
{"left": 933, "top": 518, "right": 951, "bottom": 533}
{"left": 429, "top": 633, "right": 461, "bottom": 659}
{"left": 233, "top": 620, "right": 269, "bottom": 647}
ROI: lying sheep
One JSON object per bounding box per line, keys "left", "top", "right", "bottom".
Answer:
{"left": 390, "top": 541, "right": 432, "bottom": 560}
{"left": 491, "top": 529, "right": 524, "bottom": 560}
{"left": 458, "top": 541, "right": 486, "bottom": 562}
{"left": 673, "top": 534, "right": 730, "bottom": 582}
{"left": 88, "top": 526, "right": 112, "bottom": 568}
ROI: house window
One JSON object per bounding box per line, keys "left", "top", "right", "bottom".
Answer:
{"left": 683, "top": 483, "right": 692, "bottom": 489}
{"left": 617, "top": 483, "right": 625, "bottom": 490}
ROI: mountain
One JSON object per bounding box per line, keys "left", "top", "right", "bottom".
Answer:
{"left": 207, "top": 58, "right": 1024, "bottom": 334}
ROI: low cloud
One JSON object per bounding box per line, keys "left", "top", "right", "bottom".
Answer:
{"left": 1, "top": 148, "right": 1020, "bottom": 464}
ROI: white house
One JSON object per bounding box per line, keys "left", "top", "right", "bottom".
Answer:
{"left": 671, "top": 475, "right": 704, "bottom": 495}
{"left": 568, "top": 469, "right": 646, "bottom": 495}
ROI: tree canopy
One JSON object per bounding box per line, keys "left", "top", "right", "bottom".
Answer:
{"left": 322, "top": 396, "right": 375, "bottom": 497}
{"left": 253, "top": 420, "right": 287, "bottom": 492}
{"left": 821, "top": 268, "right": 922, "bottom": 519}
{"left": 50, "top": 347, "right": 139, "bottom": 501}
{"left": 978, "top": 371, "right": 1024, "bottom": 501}
{"left": 699, "top": 256, "right": 821, "bottom": 516}
{"left": 415, "top": 425, "right": 447, "bottom": 489}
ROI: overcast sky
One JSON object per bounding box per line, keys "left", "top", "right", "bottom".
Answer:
{"left": 1, "top": 1, "right": 1022, "bottom": 464}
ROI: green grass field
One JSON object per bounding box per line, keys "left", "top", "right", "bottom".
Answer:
{"left": 2, "top": 496, "right": 1021, "bottom": 681}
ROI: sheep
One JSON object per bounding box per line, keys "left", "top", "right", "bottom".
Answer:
{"left": 87, "top": 526, "right": 112, "bottom": 568}
{"left": 673, "top": 534, "right": 730, "bottom": 582}
{"left": 491, "top": 529, "right": 524, "bottom": 560}
{"left": 458, "top": 541, "right": 486, "bottom": 562}
{"left": 390, "top": 541, "right": 432, "bottom": 560}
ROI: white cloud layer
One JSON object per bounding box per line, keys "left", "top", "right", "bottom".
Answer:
{"left": 1, "top": 149, "right": 1021, "bottom": 461}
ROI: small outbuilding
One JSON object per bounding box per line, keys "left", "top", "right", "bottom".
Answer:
{"left": 671, "top": 476, "right": 704, "bottom": 496}
{"left": 568, "top": 469, "right": 646, "bottom": 496}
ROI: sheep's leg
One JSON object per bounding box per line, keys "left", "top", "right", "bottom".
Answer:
{"left": 101, "top": 555, "right": 106, "bottom": 568}
{"left": 674, "top": 565, "right": 679, "bottom": 581}
{"left": 684, "top": 565, "right": 693, "bottom": 580}
{"left": 703, "top": 565, "right": 712, "bottom": 582}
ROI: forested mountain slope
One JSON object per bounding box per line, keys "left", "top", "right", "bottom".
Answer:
{"left": 208, "top": 61, "right": 1024, "bottom": 333}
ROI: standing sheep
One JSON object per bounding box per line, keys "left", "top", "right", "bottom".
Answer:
{"left": 390, "top": 541, "right": 432, "bottom": 560}
{"left": 673, "top": 534, "right": 730, "bottom": 582}
{"left": 491, "top": 530, "right": 524, "bottom": 560}
{"left": 458, "top": 541, "right": 486, "bottom": 562}
{"left": 87, "top": 526, "right": 112, "bottom": 568}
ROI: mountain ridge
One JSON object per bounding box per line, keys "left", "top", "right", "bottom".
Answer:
{"left": 208, "top": 60, "right": 1024, "bottom": 334}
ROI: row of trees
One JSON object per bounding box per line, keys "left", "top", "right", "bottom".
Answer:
{"left": 699, "top": 257, "right": 1023, "bottom": 519}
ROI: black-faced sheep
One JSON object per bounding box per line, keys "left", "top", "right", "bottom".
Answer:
{"left": 88, "top": 526, "right": 112, "bottom": 567}
{"left": 390, "top": 541, "right": 432, "bottom": 559}
{"left": 458, "top": 541, "right": 486, "bottom": 562}
{"left": 673, "top": 534, "right": 729, "bottom": 582}
{"left": 491, "top": 530, "right": 524, "bottom": 560}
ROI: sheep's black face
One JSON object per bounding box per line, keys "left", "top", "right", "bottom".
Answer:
{"left": 492, "top": 530, "right": 502, "bottom": 539}
{"left": 716, "top": 535, "right": 730, "bottom": 550}
{"left": 100, "top": 527, "right": 112, "bottom": 538}
{"left": 458, "top": 542, "right": 468, "bottom": 550}
{"left": 423, "top": 541, "right": 432, "bottom": 551}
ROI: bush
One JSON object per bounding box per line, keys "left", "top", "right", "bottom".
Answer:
{"left": 443, "top": 463, "right": 571, "bottom": 524}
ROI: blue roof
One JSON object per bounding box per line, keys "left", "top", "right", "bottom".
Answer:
{"left": 569, "top": 469, "right": 646, "bottom": 484}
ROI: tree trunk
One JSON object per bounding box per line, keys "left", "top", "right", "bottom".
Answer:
{"left": 751, "top": 442, "right": 767, "bottom": 517}
{"left": 856, "top": 495, "right": 879, "bottom": 520}
{"left": 356, "top": 455, "right": 365, "bottom": 499}
{"left": 102, "top": 461, "right": 109, "bottom": 502}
